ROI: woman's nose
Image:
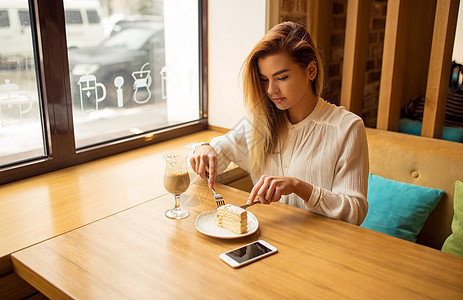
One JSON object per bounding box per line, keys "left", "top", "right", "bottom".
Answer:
{"left": 267, "top": 80, "right": 279, "bottom": 95}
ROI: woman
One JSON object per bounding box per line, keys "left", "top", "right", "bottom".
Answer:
{"left": 191, "top": 22, "right": 369, "bottom": 225}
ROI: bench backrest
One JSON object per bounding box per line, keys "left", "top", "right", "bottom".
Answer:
{"left": 366, "top": 128, "right": 463, "bottom": 249}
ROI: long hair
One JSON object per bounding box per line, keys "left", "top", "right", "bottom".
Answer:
{"left": 242, "top": 22, "right": 325, "bottom": 176}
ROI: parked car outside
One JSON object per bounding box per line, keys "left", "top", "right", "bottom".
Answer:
{"left": 0, "top": 0, "right": 105, "bottom": 59}
{"left": 68, "top": 19, "right": 165, "bottom": 110}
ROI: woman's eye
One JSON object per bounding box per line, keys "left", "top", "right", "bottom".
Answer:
{"left": 277, "top": 76, "right": 288, "bottom": 81}
{"left": 260, "top": 78, "right": 269, "bottom": 82}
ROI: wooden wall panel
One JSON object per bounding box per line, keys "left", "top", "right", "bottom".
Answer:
{"left": 340, "top": 0, "right": 372, "bottom": 115}
{"left": 422, "top": 0, "right": 460, "bottom": 138}
{"left": 266, "top": 0, "right": 280, "bottom": 30}
{"left": 401, "top": 0, "right": 437, "bottom": 107}
{"left": 308, "top": 0, "right": 332, "bottom": 56}
{"left": 377, "top": 0, "right": 409, "bottom": 131}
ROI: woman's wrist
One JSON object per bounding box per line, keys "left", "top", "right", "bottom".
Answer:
{"left": 293, "top": 178, "right": 313, "bottom": 202}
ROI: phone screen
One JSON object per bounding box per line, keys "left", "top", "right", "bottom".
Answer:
{"left": 225, "top": 241, "right": 273, "bottom": 263}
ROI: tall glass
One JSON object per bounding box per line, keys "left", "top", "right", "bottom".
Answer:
{"left": 163, "top": 153, "right": 190, "bottom": 219}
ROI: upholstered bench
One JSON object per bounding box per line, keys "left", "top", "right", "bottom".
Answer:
{"left": 364, "top": 128, "right": 463, "bottom": 251}
{"left": 219, "top": 128, "right": 463, "bottom": 252}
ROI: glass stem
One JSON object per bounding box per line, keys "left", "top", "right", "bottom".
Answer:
{"left": 174, "top": 193, "right": 181, "bottom": 209}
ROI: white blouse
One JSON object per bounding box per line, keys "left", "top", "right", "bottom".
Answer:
{"left": 210, "top": 97, "right": 369, "bottom": 225}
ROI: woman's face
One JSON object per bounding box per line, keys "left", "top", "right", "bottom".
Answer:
{"left": 257, "top": 52, "right": 316, "bottom": 122}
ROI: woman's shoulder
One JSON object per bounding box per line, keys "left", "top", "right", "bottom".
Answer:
{"left": 317, "top": 98, "right": 363, "bottom": 126}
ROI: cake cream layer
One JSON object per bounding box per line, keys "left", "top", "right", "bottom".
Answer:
{"left": 215, "top": 204, "right": 248, "bottom": 234}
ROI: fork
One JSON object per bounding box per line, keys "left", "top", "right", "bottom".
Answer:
{"left": 211, "top": 186, "right": 225, "bottom": 208}
{"left": 206, "top": 172, "right": 225, "bottom": 208}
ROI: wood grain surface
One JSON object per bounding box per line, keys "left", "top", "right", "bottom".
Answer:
{"left": 12, "top": 181, "right": 463, "bottom": 299}
{"left": 0, "top": 130, "right": 222, "bottom": 259}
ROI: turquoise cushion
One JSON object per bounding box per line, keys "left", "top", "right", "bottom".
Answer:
{"left": 399, "top": 118, "right": 463, "bottom": 143}
{"left": 442, "top": 180, "right": 463, "bottom": 257}
{"left": 361, "top": 173, "right": 445, "bottom": 242}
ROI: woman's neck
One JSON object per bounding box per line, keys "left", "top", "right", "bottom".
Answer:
{"left": 287, "top": 94, "right": 318, "bottom": 124}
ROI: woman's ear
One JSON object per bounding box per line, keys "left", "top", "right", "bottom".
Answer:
{"left": 307, "top": 61, "right": 317, "bottom": 81}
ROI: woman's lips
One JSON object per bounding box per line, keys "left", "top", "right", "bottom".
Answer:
{"left": 272, "top": 97, "right": 285, "bottom": 103}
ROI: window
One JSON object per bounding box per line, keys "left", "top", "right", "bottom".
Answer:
{"left": 86, "top": 10, "right": 100, "bottom": 24}
{"left": 65, "top": 10, "right": 83, "bottom": 25}
{"left": 0, "top": 0, "right": 207, "bottom": 184}
{"left": 18, "top": 10, "right": 30, "bottom": 26}
{"left": 0, "top": 10, "right": 9, "bottom": 27}
{"left": 68, "top": 1, "right": 201, "bottom": 148}
{"left": 0, "top": 4, "right": 43, "bottom": 167}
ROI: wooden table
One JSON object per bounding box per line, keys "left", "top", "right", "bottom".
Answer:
{"left": 0, "top": 130, "right": 223, "bottom": 262}
{"left": 0, "top": 129, "right": 224, "bottom": 298}
{"left": 12, "top": 181, "right": 463, "bottom": 299}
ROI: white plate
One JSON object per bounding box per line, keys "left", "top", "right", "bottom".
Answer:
{"left": 195, "top": 210, "right": 259, "bottom": 239}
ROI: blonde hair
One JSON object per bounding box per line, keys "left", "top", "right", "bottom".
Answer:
{"left": 242, "top": 22, "right": 325, "bottom": 176}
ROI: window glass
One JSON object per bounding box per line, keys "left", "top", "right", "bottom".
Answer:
{"left": 67, "top": 0, "right": 201, "bottom": 148}
{"left": 0, "top": 1, "right": 45, "bottom": 166}
{"left": 86, "top": 10, "right": 100, "bottom": 24}
{"left": 18, "top": 10, "right": 30, "bottom": 26}
{"left": 65, "top": 10, "right": 83, "bottom": 25}
{"left": 0, "top": 10, "right": 9, "bottom": 27}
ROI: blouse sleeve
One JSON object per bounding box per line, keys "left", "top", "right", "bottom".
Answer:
{"left": 304, "top": 119, "right": 369, "bottom": 225}
{"left": 209, "top": 118, "right": 252, "bottom": 175}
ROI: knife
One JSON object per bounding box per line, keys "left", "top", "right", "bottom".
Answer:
{"left": 239, "top": 200, "right": 260, "bottom": 209}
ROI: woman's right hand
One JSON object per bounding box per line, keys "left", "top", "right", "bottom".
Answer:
{"left": 190, "top": 144, "right": 217, "bottom": 188}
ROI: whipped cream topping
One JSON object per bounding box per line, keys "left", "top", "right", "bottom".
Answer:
{"left": 218, "top": 204, "right": 246, "bottom": 215}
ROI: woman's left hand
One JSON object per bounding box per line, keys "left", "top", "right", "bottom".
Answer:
{"left": 247, "top": 175, "right": 298, "bottom": 204}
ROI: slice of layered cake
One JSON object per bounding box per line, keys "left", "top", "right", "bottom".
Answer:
{"left": 215, "top": 204, "right": 248, "bottom": 234}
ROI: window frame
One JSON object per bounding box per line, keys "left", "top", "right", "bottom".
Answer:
{"left": 0, "top": 0, "right": 208, "bottom": 185}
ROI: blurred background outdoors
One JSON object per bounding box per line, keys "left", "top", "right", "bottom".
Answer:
{"left": 0, "top": 0, "right": 200, "bottom": 165}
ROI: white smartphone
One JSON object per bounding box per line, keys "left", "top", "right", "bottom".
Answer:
{"left": 219, "top": 240, "right": 278, "bottom": 268}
